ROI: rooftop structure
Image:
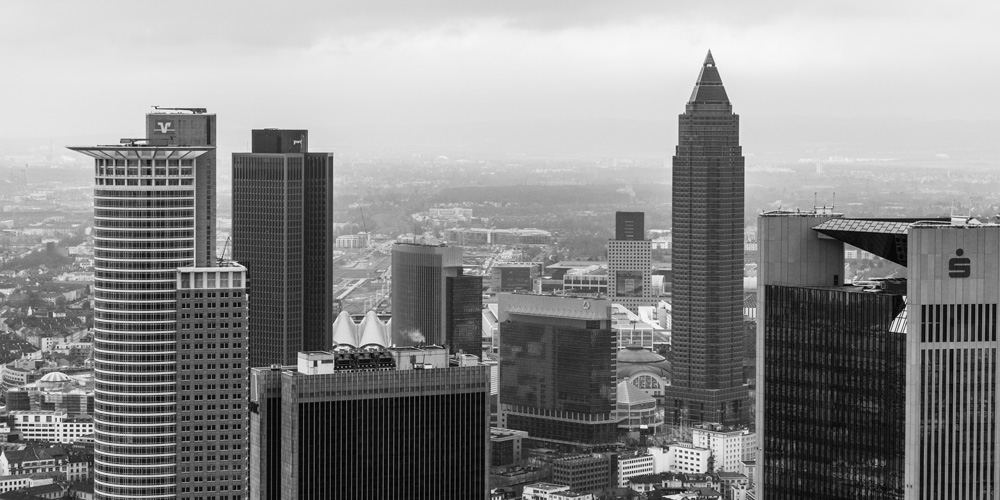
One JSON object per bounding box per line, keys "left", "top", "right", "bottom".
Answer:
{"left": 331, "top": 310, "right": 391, "bottom": 348}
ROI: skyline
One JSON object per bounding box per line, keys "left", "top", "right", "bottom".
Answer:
{"left": 2, "top": 1, "right": 999, "bottom": 157}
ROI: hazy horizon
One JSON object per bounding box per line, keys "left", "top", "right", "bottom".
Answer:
{"left": 1, "top": 0, "right": 998, "bottom": 157}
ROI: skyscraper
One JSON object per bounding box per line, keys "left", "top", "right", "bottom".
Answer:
{"left": 665, "top": 51, "right": 749, "bottom": 426}
{"left": 232, "top": 130, "right": 334, "bottom": 367}
{"left": 391, "top": 242, "right": 480, "bottom": 350}
{"left": 756, "top": 212, "right": 1000, "bottom": 499}
{"left": 175, "top": 263, "right": 250, "bottom": 498}
{"left": 71, "top": 109, "right": 247, "bottom": 500}
{"left": 447, "top": 273, "right": 485, "bottom": 357}
{"left": 498, "top": 294, "right": 619, "bottom": 446}
{"left": 756, "top": 211, "right": 906, "bottom": 499}
{"left": 608, "top": 211, "right": 653, "bottom": 313}
{"left": 904, "top": 222, "right": 1000, "bottom": 499}
{"left": 249, "top": 348, "right": 490, "bottom": 500}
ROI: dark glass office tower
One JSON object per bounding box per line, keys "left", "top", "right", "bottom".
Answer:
{"left": 666, "top": 51, "right": 748, "bottom": 426}
{"left": 249, "top": 349, "right": 490, "bottom": 500}
{"left": 447, "top": 274, "right": 484, "bottom": 358}
{"left": 390, "top": 243, "right": 464, "bottom": 347}
{"left": 232, "top": 130, "right": 333, "bottom": 367}
{"left": 762, "top": 285, "right": 906, "bottom": 500}
{"left": 498, "top": 294, "right": 619, "bottom": 446}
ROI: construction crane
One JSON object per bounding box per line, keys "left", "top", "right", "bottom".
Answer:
{"left": 218, "top": 236, "right": 231, "bottom": 265}
{"left": 359, "top": 208, "right": 374, "bottom": 250}
{"left": 152, "top": 106, "right": 207, "bottom": 114}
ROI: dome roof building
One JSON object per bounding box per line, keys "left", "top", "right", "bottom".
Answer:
{"left": 617, "top": 345, "right": 671, "bottom": 401}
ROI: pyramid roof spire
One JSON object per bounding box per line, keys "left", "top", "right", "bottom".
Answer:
{"left": 703, "top": 49, "right": 715, "bottom": 67}
{"left": 689, "top": 50, "right": 729, "bottom": 103}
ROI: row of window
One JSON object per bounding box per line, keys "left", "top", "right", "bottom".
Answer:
{"left": 96, "top": 158, "right": 195, "bottom": 168}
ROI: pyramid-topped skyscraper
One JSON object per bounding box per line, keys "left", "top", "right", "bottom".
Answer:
{"left": 665, "top": 51, "right": 749, "bottom": 426}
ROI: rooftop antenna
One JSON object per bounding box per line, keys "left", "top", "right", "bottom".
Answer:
{"left": 152, "top": 106, "right": 208, "bottom": 114}
{"left": 831, "top": 192, "right": 835, "bottom": 210}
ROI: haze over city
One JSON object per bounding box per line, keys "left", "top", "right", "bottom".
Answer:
{"left": 2, "top": 0, "right": 998, "bottom": 158}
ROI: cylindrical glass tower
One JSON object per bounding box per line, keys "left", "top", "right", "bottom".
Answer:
{"left": 71, "top": 145, "right": 212, "bottom": 499}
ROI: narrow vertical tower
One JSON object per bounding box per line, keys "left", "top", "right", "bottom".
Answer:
{"left": 232, "top": 130, "right": 334, "bottom": 367}
{"left": 666, "top": 51, "right": 748, "bottom": 426}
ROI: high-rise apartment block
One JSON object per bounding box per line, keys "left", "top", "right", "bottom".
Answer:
{"left": 498, "top": 294, "right": 619, "bottom": 446}
{"left": 391, "top": 242, "right": 483, "bottom": 355}
{"left": 666, "top": 51, "right": 748, "bottom": 426}
{"left": 608, "top": 211, "right": 653, "bottom": 313}
{"left": 232, "top": 130, "right": 334, "bottom": 367}
{"left": 249, "top": 348, "right": 490, "bottom": 500}
{"left": 71, "top": 109, "right": 248, "bottom": 500}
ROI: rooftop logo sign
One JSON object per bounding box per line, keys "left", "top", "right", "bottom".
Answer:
{"left": 949, "top": 249, "right": 971, "bottom": 278}
{"left": 154, "top": 121, "right": 174, "bottom": 134}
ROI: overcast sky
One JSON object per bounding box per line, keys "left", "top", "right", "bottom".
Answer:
{"left": 1, "top": 0, "right": 997, "bottom": 152}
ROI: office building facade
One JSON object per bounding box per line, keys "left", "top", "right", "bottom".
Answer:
{"left": 904, "top": 223, "right": 1000, "bottom": 499}
{"left": 232, "top": 129, "right": 334, "bottom": 367}
{"left": 498, "top": 294, "right": 619, "bottom": 446}
{"left": 666, "top": 51, "right": 748, "bottom": 426}
{"left": 552, "top": 454, "right": 618, "bottom": 492}
{"left": 249, "top": 349, "right": 490, "bottom": 500}
{"left": 447, "top": 274, "right": 484, "bottom": 357}
{"left": 71, "top": 110, "right": 220, "bottom": 499}
{"left": 175, "top": 263, "right": 249, "bottom": 499}
{"left": 608, "top": 212, "right": 653, "bottom": 313}
{"left": 391, "top": 243, "right": 473, "bottom": 348}
{"left": 762, "top": 284, "right": 906, "bottom": 499}
{"left": 756, "top": 212, "right": 1000, "bottom": 499}
{"left": 490, "top": 262, "right": 541, "bottom": 293}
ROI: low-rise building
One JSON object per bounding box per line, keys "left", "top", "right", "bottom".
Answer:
{"left": 17, "top": 482, "right": 66, "bottom": 499}
{"left": 625, "top": 471, "right": 722, "bottom": 493}
{"left": 551, "top": 491, "right": 593, "bottom": 500}
{"left": 0, "top": 445, "right": 89, "bottom": 482}
{"left": 490, "top": 428, "right": 528, "bottom": 466}
{"left": 616, "top": 452, "right": 655, "bottom": 487}
{"left": 551, "top": 454, "right": 617, "bottom": 493}
{"left": 716, "top": 471, "right": 750, "bottom": 500}
{"left": 648, "top": 443, "right": 711, "bottom": 474}
{"left": 9, "top": 411, "right": 93, "bottom": 444}
{"left": 692, "top": 425, "right": 756, "bottom": 472}
{"left": 522, "top": 482, "right": 570, "bottom": 500}
{"left": 0, "top": 474, "right": 54, "bottom": 494}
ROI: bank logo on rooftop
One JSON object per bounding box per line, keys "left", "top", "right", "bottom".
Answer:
{"left": 949, "top": 249, "right": 971, "bottom": 279}
{"left": 154, "top": 121, "right": 174, "bottom": 134}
